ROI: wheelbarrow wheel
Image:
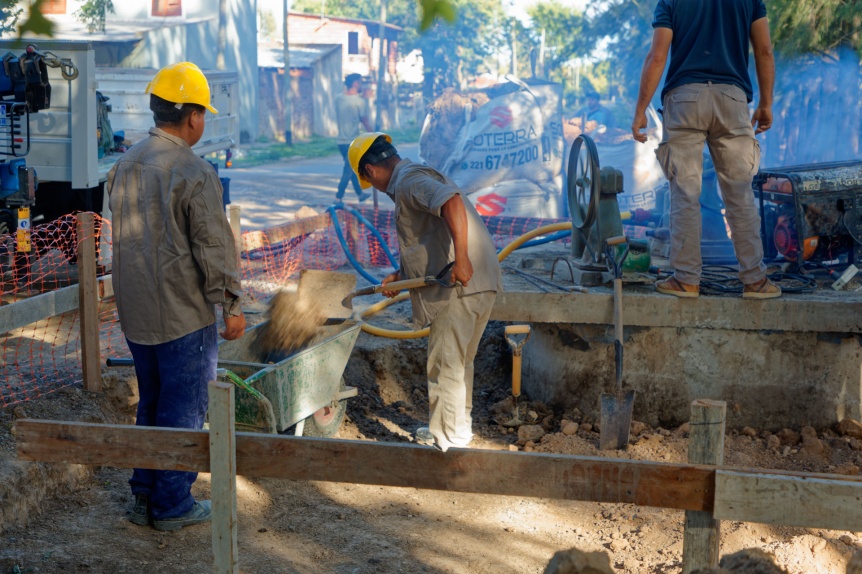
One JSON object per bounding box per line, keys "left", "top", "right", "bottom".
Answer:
{"left": 303, "top": 377, "right": 348, "bottom": 438}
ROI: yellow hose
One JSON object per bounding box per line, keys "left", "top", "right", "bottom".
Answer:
{"left": 359, "top": 221, "right": 574, "bottom": 339}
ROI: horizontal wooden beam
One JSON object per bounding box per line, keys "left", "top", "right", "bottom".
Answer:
{"left": 0, "top": 276, "right": 113, "bottom": 334}
{"left": 714, "top": 469, "right": 862, "bottom": 532}
{"left": 241, "top": 213, "right": 331, "bottom": 253}
{"left": 16, "top": 419, "right": 714, "bottom": 511}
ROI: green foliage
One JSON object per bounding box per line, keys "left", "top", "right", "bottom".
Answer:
{"left": 13, "top": 0, "right": 54, "bottom": 38}
{"left": 526, "top": 0, "right": 586, "bottom": 77}
{"left": 74, "top": 0, "right": 115, "bottom": 34}
{"left": 578, "top": 0, "right": 655, "bottom": 102}
{"left": 0, "top": 0, "right": 23, "bottom": 35}
{"left": 418, "top": 0, "right": 456, "bottom": 31}
{"left": 768, "top": 0, "right": 862, "bottom": 56}
{"left": 259, "top": 8, "right": 277, "bottom": 40}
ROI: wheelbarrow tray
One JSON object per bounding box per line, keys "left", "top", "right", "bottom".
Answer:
{"left": 217, "top": 319, "right": 361, "bottom": 433}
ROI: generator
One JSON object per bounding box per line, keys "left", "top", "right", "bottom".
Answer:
{"left": 754, "top": 161, "right": 862, "bottom": 268}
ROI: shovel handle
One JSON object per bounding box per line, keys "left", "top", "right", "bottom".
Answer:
{"left": 352, "top": 276, "right": 436, "bottom": 298}
{"left": 512, "top": 353, "right": 522, "bottom": 398}
{"left": 505, "top": 325, "right": 531, "bottom": 335}
{"left": 614, "top": 277, "right": 623, "bottom": 344}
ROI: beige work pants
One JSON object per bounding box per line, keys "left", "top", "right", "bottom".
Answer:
{"left": 426, "top": 291, "right": 496, "bottom": 452}
{"left": 656, "top": 83, "right": 767, "bottom": 285}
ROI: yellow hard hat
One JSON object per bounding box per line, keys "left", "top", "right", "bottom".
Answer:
{"left": 348, "top": 132, "right": 393, "bottom": 189}
{"left": 145, "top": 62, "right": 218, "bottom": 114}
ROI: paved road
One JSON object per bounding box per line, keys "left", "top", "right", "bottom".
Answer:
{"left": 225, "top": 143, "right": 418, "bottom": 230}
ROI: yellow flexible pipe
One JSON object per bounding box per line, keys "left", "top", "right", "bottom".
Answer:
{"left": 359, "top": 222, "right": 574, "bottom": 339}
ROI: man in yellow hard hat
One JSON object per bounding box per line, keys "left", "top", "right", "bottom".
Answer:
{"left": 348, "top": 132, "right": 503, "bottom": 452}
{"left": 107, "top": 62, "right": 245, "bottom": 531}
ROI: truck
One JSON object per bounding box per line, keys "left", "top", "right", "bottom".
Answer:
{"left": 0, "top": 40, "right": 239, "bottom": 275}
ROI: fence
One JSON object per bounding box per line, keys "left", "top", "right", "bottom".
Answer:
{"left": 16, "top": 396, "right": 862, "bottom": 574}
{"left": 0, "top": 208, "right": 566, "bottom": 408}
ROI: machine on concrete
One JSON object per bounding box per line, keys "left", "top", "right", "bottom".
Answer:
{"left": 754, "top": 160, "right": 862, "bottom": 270}
{"left": 566, "top": 135, "right": 627, "bottom": 286}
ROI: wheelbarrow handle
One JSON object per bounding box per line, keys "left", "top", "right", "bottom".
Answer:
{"left": 106, "top": 357, "right": 134, "bottom": 367}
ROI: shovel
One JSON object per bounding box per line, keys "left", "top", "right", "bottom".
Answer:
{"left": 298, "top": 262, "right": 456, "bottom": 320}
{"left": 599, "top": 235, "right": 635, "bottom": 450}
{"left": 498, "top": 324, "right": 531, "bottom": 427}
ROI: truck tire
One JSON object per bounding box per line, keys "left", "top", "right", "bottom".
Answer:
{"left": 302, "top": 377, "right": 349, "bottom": 438}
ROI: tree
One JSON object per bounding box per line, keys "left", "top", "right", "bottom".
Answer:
{"left": 768, "top": 0, "right": 862, "bottom": 56}
{"left": 74, "top": 0, "right": 115, "bottom": 34}
{"left": 526, "top": 0, "right": 586, "bottom": 81}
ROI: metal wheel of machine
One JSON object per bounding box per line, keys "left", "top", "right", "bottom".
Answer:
{"left": 567, "top": 135, "right": 601, "bottom": 230}
{"left": 302, "top": 377, "right": 349, "bottom": 438}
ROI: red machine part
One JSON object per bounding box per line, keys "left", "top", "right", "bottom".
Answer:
{"left": 773, "top": 214, "right": 819, "bottom": 260}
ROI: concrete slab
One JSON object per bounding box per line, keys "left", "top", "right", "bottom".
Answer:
{"left": 493, "top": 249, "right": 862, "bottom": 431}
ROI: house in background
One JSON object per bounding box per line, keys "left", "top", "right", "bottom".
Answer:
{"left": 257, "top": 3, "right": 404, "bottom": 130}
{"left": 257, "top": 43, "right": 341, "bottom": 141}
{"left": 19, "top": 0, "right": 259, "bottom": 142}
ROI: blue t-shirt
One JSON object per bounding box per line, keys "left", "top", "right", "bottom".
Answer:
{"left": 653, "top": 0, "right": 767, "bottom": 102}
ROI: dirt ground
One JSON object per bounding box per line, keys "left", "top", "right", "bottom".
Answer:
{"left": 2, "top": 296, "right": 862, "bottom": 574}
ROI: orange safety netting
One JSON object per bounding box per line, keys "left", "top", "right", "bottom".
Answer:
{"left": 1, "top": 208, "right": 567, "bottom": 408}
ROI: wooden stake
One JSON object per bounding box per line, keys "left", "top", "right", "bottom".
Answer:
{"left": 682, "top": 399, "right": 726, "bottom": 573}
{"left": 76, "top": 212, "right": 101, "bottom": 393}
{"left": 209, "top": 381, "right": 239, "bottom": 573}
{"left": 228, "top": 205, "right": 241, "bottom": 256}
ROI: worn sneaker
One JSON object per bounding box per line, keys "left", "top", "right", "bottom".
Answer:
{"left": 415, "top": 427, "right": 435, "bottom": 446}
{"left": 743, "top": 277, "right": 782, "bottom": 299}
{"left": 655, "top": 276, "right": 700, "bottom": 298}
{"left": 153, "top": 500, "right": 212, "bottom": 532}
{"left": 128, "top": 493, "right": 150, "bottom": 526}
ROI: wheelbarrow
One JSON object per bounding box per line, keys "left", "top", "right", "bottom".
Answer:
{"left": 216, "top": 318, "right": 361, "bottom": 437}
{"left": 106, "top": 318, "right": 361, "bottom": 438}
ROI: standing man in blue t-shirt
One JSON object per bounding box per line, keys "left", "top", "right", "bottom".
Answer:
{"left": 631, "top": 0, "right": 781, "bottom": 299}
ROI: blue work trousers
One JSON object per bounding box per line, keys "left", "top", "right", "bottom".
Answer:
{"left": 337, "top": 143, "right": 363, "bottom": 199}
{"left": 126, "top": 323, "right": 218, "bottom": 519}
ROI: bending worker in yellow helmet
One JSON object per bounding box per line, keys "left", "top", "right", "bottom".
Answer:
{"left": 349, "top": 133, "right": 503, "bottom": 452}
{"left": 107, "top": 62, "right": 245, "bottom": 531}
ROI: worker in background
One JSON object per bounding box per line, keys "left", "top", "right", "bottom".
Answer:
{"left": 631, "top": 0, "right": 780, "bottom": 299}
{"left": 107, "top": 62, "right": 245, "bottom": 531}
{"left": 576, "top": 90, "right": 614, "bottom": 135}
{"left": 348, "top": 133, "right": 503, "bottom": 452}
{"left": 335, "top": 73, "right": 372, "bottom": 203}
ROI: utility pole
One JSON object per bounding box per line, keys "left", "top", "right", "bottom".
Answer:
{"left": 216, "top": 0, "right": 227, "bottom": 69}
{"left": 374, "top": 0, "right": 388, "bottom": 131}
{"left": 283, "top": 0, "right": 293, "bottom": 145}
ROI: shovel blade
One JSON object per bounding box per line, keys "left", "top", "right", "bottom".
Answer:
{"left": 599, "top": 390, "right": 636, "bottom": 450}
{"left": 298, "top": 270, "right": 357, "bottom": 319}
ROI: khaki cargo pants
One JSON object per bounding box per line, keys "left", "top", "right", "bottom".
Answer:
{"left": 427, "top": 291, "right": 495, "bottom": 452}
{"left": 656, "top": 83, "right": 767, "bottom": 285}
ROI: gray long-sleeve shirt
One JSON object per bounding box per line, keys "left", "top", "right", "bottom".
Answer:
{"left": 385, "top": 159, "right": 503, "bottom": 328}
{"left": 107, "top": 128, "right": 242, "bottom": 345}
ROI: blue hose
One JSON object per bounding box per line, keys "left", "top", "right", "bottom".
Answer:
{"left": 327, "top": 204, "right": 388, "bottom": 285}
{"left": 339, "top": 204, "right": 399, "bottom": 268}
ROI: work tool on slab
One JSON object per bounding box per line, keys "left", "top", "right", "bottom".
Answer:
{"left": 340, "top": 262, "right": 457, "bottom": 313}
{"left": 599, "top": 235, "right": 635, "bottom": 450}
{"left": 498, "top": 324, "right": 531, "bottom": 427}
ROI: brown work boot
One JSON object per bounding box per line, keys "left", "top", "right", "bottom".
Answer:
{"left": 655, "top": 276, "right": 699, "bottom": 298}
{"left": 743, "top": 277, "right": 782, "bottom": 299}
